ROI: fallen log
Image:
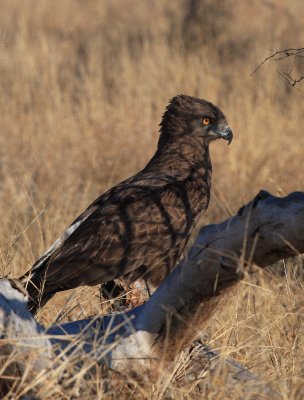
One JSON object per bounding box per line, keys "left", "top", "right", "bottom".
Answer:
{"left": 0, "top": 280, "right": 275, "bottom": 398}
{"left": 1, "top": 190, "right": 303, "bottom": 396}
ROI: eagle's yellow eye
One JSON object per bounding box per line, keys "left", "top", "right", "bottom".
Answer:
{"left": 202, "top": 117, "right": 211, "bottom": 126}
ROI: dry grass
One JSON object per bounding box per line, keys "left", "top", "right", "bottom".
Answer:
{"left": 0, "top": 0, "right": 303, "bottom": 398}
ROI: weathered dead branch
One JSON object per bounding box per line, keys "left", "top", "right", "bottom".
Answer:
{"left": 1, "top": 190, "right": 303, "bottom": 396}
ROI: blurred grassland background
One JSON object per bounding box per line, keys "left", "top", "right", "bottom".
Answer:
{"left": 0, "top": 0, "right": 304, "bottom": 398}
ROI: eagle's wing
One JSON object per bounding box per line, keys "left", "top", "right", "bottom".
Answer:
{"left": 28, "top": 183, "right": 191, "bottom": 297}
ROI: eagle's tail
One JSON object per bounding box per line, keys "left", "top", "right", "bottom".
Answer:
{"left": 19, "top": 237, "right": 64, "bottom": 315}
{"left": 19, "top": 258, "right": 56, "bottom": 315}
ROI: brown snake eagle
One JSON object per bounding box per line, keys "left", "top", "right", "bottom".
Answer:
{"left": 20, "top": 95, "right": 233, "bottom": 314}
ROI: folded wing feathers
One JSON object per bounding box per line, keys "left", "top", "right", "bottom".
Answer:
{"left": 21, "top": 205, "right": 98, "bottom": 283}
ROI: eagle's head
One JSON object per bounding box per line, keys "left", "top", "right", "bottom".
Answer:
{"left": 159, "top": 94, "right": 233, "bottom": 147}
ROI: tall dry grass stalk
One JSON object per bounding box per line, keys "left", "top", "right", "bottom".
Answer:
{"left": 0, "top": 0, "right": 303, "bottom": 398}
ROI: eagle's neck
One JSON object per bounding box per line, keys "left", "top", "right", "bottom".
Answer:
{"left": 141, "top": 134, "right": 212, "bottom": 218}
{"left": 146, "top": 133, "right": 212, "bottom": 181}
{"left": 147, "top": 132, "right": 212, "bottom": 220}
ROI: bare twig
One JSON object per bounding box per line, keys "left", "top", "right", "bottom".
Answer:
{"left": 251, "top": 47, "right": 304, "bottom": 75}
{"left": 251, "top": 47, "right": 304, "bottom": 88}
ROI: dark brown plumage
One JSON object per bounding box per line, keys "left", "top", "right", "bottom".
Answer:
{"left": 20, "top": 94, "right": 233, "bottom": 314}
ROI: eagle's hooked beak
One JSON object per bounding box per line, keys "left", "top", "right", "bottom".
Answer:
{"left": 217, "top": 126, "right": 233, "bottom": 145}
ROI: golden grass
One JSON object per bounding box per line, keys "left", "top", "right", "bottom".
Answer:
{"left": 0, "top": 0, "right": 303, "bottom": 398}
